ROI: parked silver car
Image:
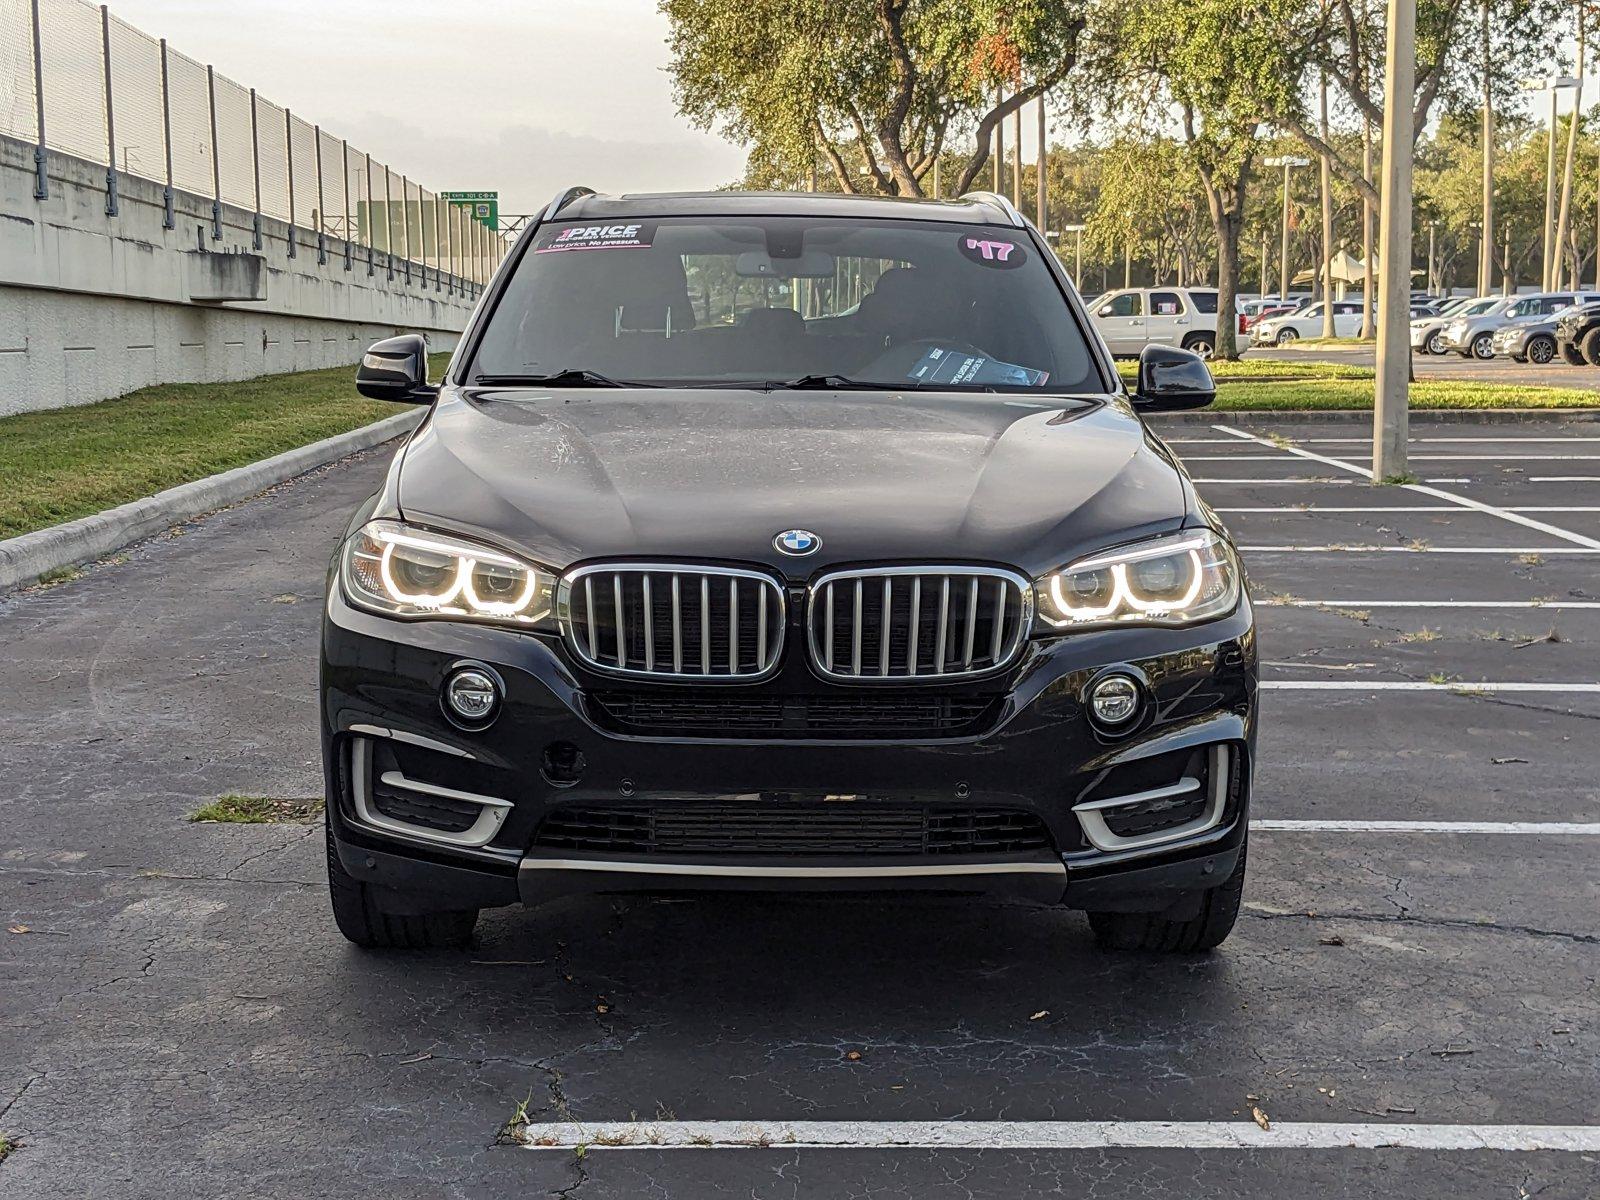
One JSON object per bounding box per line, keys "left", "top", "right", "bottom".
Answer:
{"left": 1442, "top": 292, "right": 1597, "bottom": 359}
{"left": 1411, "top": 296, "right": 1492, "bottom": 355}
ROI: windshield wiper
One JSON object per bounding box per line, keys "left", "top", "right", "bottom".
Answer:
{"left": 471, "top": 369, "right": 640, "bottom": 388}
{"left": 764, "top": 374, "right": 894, "bottom": 391}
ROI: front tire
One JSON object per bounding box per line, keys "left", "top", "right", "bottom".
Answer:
{"left": 1425, "top": 330, "right": 1447, "bottom": 355}
{"left": 1581, "top": 328, "right": 1600, "bottom": 367}
{"left": 1182, "top": 333, "right": 1216, "bottom": 359}
{"left": 1274, "top": 328, "right": 1299, "bottom": 346}
{"left": 326, "top": 820, "right": 478, "bottom": 949}
{"left": 1086, "top": 841, "right": 1247, "bottom": 953}
{"left": 1470, "top": 332, "right": 1495, "bottom": 360}
{"left": 1526, "top": 335, "right": 1555, "bottom": 365}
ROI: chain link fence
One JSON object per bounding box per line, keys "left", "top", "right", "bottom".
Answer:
{"left": 1, "top": 0, "right": 506, "bottom": 289}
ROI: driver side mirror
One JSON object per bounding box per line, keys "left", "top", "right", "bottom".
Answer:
{"left": 1132, "top": 343, "right": 1216, "bottom": 412}
{"left": 356, "top": 334, "right": 439, "bottom": 404}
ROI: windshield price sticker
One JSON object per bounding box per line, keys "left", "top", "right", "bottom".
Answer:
{"left": 908, "top": 345, "right": 1048, "bottom": 387}
{"left": 958, "top": 234, "right": 1026, "bottom": 268}
{"left": 537, "top": 222, "right": 657, "bottom": 253}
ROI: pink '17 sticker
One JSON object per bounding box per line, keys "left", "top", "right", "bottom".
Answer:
{"left": 958, "top": 235, "right": 1026, "bottom": 268}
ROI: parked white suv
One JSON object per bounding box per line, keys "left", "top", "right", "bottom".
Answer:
{"left": 1088, "top": 287, "right": 1221, "bottom": 358}
{"left": 1252, "top": 300, "right": 1366, "bottom": 346}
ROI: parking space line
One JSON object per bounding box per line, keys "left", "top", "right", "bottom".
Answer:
{"left": 1219, "top": 506, "right": 1600, "bottom": 514}
{"left": 1190, "top": 478, "right": 1474, "bottom": 485}
{"left": 1167, "top": 437, "right": 1600, "bottom": 445}
{"left": 1262, "top": 681, "right": 1600, "bottom": 692}
{"left": 1531, "top": 476, "right": 1600, "bottom": 482}
{"left": 517, "top": 1120, "right": 1600, "bottom": 1152}
{"left": 1240, "top": 546, "right": 1599, "bottom": 554}
{"left": 1252, "top": 819, "right": 1600, "bottom": 834}
{"left": 1256, "top": 599, "right": 1600, "bottom": 609}
{"left": 1212, "top": 426, "right": 1600, "bottom": 550}
{"left": 1184, "top": 454, "right": 1600, "bottom": 462}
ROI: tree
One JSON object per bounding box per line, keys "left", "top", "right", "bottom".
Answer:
{"left": 1105, "top": 0, "right": 1309, "bottom": 357}
{"left": 660, "top": 0, "right": 1088, "bottom": 196}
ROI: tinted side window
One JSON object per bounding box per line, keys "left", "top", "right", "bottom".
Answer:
{"left": 1101, "top": 293, "right": 1143, "bottom": 317}
{"left": 1544, "top": 295, "right": 1575, "bottom": 314}
{"left": 1189, "top": 292, "right": 1219, "bottom": 314}
{"left": 1149, "top": 291, "right": 1183, "bottom": 316}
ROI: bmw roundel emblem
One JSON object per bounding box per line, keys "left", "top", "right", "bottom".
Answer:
{"left": 774, "top": 528, "right": 821, "bottom": 557}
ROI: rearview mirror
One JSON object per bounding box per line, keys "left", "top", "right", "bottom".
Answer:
{"left": 356, "top": 334, "right": 438, "bottom": 404}
{"left": 1132, "top": 343, "right": 1215, "bottom": 412}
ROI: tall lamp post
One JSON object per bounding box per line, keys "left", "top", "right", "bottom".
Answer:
{"left": 1522, "top": 75, "right": 1579, "bottom": 290}
{"left": 1373, "top": 0, "right": 1416, "bottom": 482}
{"left": 1264, "top": 155, "right": 1310, "bottom": 300}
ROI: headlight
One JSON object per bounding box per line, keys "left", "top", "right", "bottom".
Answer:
{"left": 1033, "top": 530, "right": 1241, "bottom": 632}
{"left": 340, "top": 518, "right": 556, "bottom": 627}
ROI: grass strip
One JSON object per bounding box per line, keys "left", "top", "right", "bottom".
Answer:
{"left": 0, "top": 355, "right": 448, "bottom": 540}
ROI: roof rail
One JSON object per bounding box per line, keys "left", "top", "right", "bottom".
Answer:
{"left": 542, "top": 186, "right": 597, "bottom": 222}
{"left": 957, "top": 190, "right": 1026, "bottom": 229}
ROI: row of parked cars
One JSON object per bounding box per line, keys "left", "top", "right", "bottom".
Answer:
{"left": 1410, "top": 292, "right": 1600, "bottom": 364}
{"left": 1087, "top": 285, "right": 1600, "bottom": 367}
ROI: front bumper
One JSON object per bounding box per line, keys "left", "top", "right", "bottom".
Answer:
{"left": 321, "top": 586, "right": 1257, "bottom": 914}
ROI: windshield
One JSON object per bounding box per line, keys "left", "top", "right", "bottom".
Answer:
{"left": 469, "top": 216, "right": 1101, "bottom": 393}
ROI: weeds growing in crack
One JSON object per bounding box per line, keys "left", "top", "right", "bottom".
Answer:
{"left": 0, "top": 1134, "right": 16, "bottom": 1165}
{"left": 496, "top": 1091, "right": 534, "bottom": 1146}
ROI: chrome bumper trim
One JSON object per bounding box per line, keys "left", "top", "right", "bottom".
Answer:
{"left": 518, "top": 858, "right": 1067, "bottom": 880}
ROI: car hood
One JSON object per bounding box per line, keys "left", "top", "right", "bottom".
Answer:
{"left": 393, "top": 387, "right": 1190, "bottom": 578}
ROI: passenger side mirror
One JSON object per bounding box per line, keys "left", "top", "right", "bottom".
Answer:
{"left": 1132, "top": 343, "right": 1216, "bottom": 412}
{"left": 356, "top": 334, "right": 439, "bottom": 404}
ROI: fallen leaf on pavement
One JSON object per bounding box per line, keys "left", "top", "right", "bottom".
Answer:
{"left": 1251, "top": 1106, "right": 1271, "bottom": 1131}
{"left": 1030, "top": 1010, "right": 1048, "bottom": 1021}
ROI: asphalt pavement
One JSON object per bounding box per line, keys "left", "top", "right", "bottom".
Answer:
{"left": 2, "top": 415, "right": 1599, "bottom": 1198}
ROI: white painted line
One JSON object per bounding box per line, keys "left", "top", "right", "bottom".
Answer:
{"left": 1256, "top": 599, "right": 1600, "bottom": 609}
{"left": 1184, "top": 454, "right": 1600, "bottom": 462}
{"left": 1240, "top": 546, "right": 1597, "bottom": 554}
{"left": 1169, "top": 438, "right": 1600, "bottom": 445}
{"left": 1212, "top": 426, "right": 1600, "bottom": 550}
{"left": 516, "top": 1120, "right": 1600, "bottom": 1153}
{"left": 1191, "top": 478, "right": 1361, "bottom": 485}
{"left": 1219, "top": 506, "right": 1600, "bottom": 514}
{"left": 1263, "top": 681, "right": 1600, "bottom": 693}
{"left": 1252, "top": 819, "right": 1600, "bottom": 835}
{"left": 1530, "top": 476, "right": 1600, "bottom": 482}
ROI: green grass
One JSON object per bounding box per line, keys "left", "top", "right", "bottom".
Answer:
{"left": 188, "top": 795, "right": 325, "bottom": 824}
{"left": 0, "top": 354, "right": 450, "bottom": 541}
{"left": 1115, "top": 357, "right": 1595, "bottom": 408}
{"left": 1117, "top": 358, "right": 1373, "bottom": 383}
{"left": 1278, "top": 336, "right": 1370, "bottom": 349}
{"left": 0, "top": 1134, "right": 15, "bottom": 1164}
{"left": 1210, "top": 379, "right": 1596, "bottom": 410}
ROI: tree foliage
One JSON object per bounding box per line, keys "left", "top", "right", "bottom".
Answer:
{"left": 661, "top": 0, "right": 1089, "bottom": 195}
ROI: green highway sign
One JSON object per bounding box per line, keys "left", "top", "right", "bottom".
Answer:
{"left": 442, "top": 190, "right": 498, "bottom": 230}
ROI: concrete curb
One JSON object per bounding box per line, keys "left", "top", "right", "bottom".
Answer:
{"left": 0, "top": 409, "right": 423, "bottom": 593}
{"left": 1149, "top": 407, "right": 1600, "bottom": 425}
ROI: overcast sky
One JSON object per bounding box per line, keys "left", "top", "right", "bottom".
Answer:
{"left": 107, "top": 0, "right": 750, "bottom": 213}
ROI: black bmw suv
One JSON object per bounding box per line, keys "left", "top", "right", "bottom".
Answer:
{"left": 322, "top": 188, "right": 1256, "bottom": 954}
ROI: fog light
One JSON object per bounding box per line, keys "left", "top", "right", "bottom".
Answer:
{"left": 445, "top": 667, "right": 500, "bottom": 722}
{"left": 1089, "top": 675, "right": 1140, "bottom": 727}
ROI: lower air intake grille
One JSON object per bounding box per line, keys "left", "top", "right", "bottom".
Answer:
{"left": 533, "top": 804, "right": 1053, "bottom": 858}
{"left": 590, "top": 692, "right": 999, "bottom": 739}
{"left": 370, "top": 779, "right": 480, "bottom": 834}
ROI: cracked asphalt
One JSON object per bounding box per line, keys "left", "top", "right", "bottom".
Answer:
{"left": 3, "top": 414, "right": 1599, "bottom": 1198}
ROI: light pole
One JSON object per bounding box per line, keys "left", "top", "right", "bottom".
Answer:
{"left": 1062, "top": 222, "right": 1085, "bottom": 284}
{"left": 1373, "top": 0, "right": 1416, "bottom": 483}
{"left": 1264, "top": 155, "right": 1310, "bottom": 301}
{"left": 1523, "top": 75, "right": 1579, "bottom": 290}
